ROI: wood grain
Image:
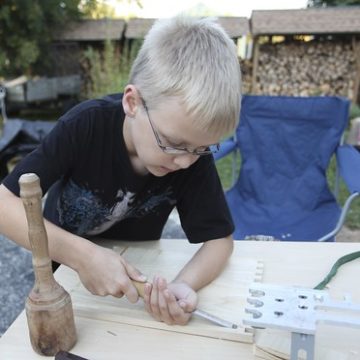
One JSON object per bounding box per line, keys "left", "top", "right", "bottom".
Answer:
{"left": 2, "top": 240, "right": 360, "bottom": 360}
{"left": 65, "top": 246, "right": 264, "bottom": 343}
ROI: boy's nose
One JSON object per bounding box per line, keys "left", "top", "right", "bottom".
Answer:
{"left": 173, "top": 153, "right": 198, "bottom": 169}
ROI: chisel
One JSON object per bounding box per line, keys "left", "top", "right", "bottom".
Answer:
{"left": 132, "top": 280, "right": 238, "bottom": 329}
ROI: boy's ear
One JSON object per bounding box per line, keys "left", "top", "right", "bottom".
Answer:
{"left": 122, "top": 85, "right": 141, "bottom": 117}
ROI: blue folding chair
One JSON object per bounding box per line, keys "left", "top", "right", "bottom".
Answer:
{"left": 214, "top": 95, "right": 360, "bottom": 241}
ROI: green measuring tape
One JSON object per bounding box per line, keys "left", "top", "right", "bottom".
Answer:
{"left": 314, "top": 251, "right": 360, "bottom": 290}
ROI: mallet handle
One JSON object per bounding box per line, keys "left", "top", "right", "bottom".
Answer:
{"left": 19, "top": 173, "right": 56, "bottom": 292}
{"left": 19, "top": 173, "right": 77, "bottom": 356}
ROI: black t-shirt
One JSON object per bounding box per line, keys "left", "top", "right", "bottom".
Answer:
{"left": 3, "top": 94, "right": 234, "bottom": 243}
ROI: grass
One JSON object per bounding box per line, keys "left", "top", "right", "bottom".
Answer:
{"left": 215, "top": 151, "right": 360, "bottom": 230}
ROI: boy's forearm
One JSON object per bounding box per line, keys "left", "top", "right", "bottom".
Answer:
{"left": 173, "top": 236, "right": 234, "bottom": 291}
{"left": 0, "top": 185, "right": 93, "bottom": 271}
{"left": 44, "top": 219, "right": 96, "bottom": 271}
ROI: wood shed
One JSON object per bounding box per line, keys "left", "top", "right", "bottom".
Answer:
{"left": 51, "top": 19, "right": 126, "bottom": 76}
{"left": 123, "top": 17, "right": 250, "bottom": 88}
{"left": 55, "top": 18, "right": 126, "bottom": 42}
{"left": 250, "top": 8, "right": 360, "bottom": 102}
{"left": 124, "top": 17, "right": 249, "bottom": 41}
{"left": 47, "top": 11, "right": 360, "bottom": 103}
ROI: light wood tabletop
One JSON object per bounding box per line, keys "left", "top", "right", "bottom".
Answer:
{"left": 1, "top": 240, "right": 359, "bottom": 360}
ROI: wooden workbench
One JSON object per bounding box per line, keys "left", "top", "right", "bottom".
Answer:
{"left": 0, "top": 240, "right": 359, "bottom": 359}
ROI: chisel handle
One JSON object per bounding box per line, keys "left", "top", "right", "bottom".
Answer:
{"left": 132, "top": 279, "right": 147, "bottom": 298}
{"left": 131, "top": 280, "right": 238, "bottom": 328}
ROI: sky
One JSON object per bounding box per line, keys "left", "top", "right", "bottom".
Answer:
{"left": 107, "top": 0, "right": 309, "bottom": 18}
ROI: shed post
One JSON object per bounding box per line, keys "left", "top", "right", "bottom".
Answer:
{"left": 251, "top": 36, "right": 260, "bottom": 94}
{"left": 352, "top": 35, "right": 360, "bottom": 103}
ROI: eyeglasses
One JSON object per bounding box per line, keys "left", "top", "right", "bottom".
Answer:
{"left": 141, "top": 98, "right": 220, "bottom": 156}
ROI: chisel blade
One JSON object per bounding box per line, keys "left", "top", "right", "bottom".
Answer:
{"left": 193, "top": 308, "right": 238, "bottom": 329}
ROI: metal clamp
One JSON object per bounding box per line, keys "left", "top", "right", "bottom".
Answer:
{"left": 244, "top": 283, "right": 360, "bottom": 360}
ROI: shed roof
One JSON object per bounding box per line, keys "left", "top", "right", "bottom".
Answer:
{"left": 125, "top": 18, "right": 156, "bottom": 39}
{"left": 217, "top": 17, "right": 250, "bottom": 38}
{"left": 55, "top": 19, "right": 126, "bottom": 41}
{"left": 125, "top": 17, "right": 249, "bottom": 39}
{"left": 251, "top": 7, "right": 360, "bottom": 35}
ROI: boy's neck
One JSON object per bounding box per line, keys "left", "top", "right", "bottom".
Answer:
{"left": 123, "top": 116, "right": 149, "bottom": 176}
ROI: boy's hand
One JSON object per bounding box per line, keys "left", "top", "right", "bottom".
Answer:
{"left": 143, "top": 276, "right": 198, "bottom": 325}
{"left": 76, "top": 245, "right": 146, "bottom": 303}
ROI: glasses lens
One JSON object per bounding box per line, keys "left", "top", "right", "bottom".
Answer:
{"left": 163, "top": 144, "right": 220, "bottom": 156}
{"left": 163, "top": 147, "right": 189, "bottom": 155}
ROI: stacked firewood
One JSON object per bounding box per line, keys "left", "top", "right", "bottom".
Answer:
{"left": 239, "top": 59, "right": 253, "bottom": 94}
{"left": 254, "top": 41, "right": 357, "bottom": 98}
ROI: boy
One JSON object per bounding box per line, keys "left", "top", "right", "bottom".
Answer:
{"left": 0, "top": 16, "right": 241, "bottom": 326}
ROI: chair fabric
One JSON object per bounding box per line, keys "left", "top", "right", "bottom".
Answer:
{"left": 215, "top": 95, "right": 351, "bottom": 241}
{"left": 337, "top": 144, "right": 360, "bottom": 194}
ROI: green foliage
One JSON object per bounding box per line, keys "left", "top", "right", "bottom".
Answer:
{"left": 0, "top": 0, "right": 97, "bottom": 77}
{"left": 215, "top": 153, "right": 241, "bottom": 190}
{"left": 80, "top": 0, "right": 115, "bottom": 19}
{"left": 308, "top": 0, "right": 360, "bottom": 6}
{"left": 83, "top": 39, "right": 142, "bottom": 99}
{"left": 327, "top": 156, "right": 360, "bottom": 229}
{"left": 350, "top": 103, "right": 360, "bottom": 120}
{"left": 81, "top": 0, "right": 142, "bottom": 19}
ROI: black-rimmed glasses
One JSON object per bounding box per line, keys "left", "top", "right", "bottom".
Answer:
{"left": 141, "top": 98, "right": 220, "bottom": 156}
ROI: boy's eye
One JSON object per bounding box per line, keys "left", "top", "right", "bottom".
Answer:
{"left": 170, "top": 141, "right": 184, "bottom": 148}
{"left": 163, "top": 137, "right": 184, "bottom": 148}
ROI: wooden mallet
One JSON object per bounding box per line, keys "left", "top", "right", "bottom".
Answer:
{"left": 19, "top": 173, "right": 77, "bottom": 356}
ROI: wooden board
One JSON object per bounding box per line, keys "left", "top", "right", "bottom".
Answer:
{"left": 0, "top": 311, "right": 255, "bottom": 360}
{"left": 2, "top": 240, "right": 360, "bottom": 360}
{"left": 65, "top": 245, "right": 263, "bottom": 343}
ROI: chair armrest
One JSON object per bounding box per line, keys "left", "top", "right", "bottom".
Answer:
{"left": 213, "top": 137, "right": 237, "bottom": 161}
{"left": 336, "top": 144, "right": 360, "bottom": 193}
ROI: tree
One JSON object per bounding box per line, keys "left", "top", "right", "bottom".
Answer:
{"left": 82, "top": 0, "right": 143, "bottom": 19}
{"left": 308, "top": 0, "right": 360, "bottom": 6}
{"left": 0, "top": 0, "right": 97, "bottom": 77}
{"left": 80, "top": 0, "right": 116, "bottom": 18}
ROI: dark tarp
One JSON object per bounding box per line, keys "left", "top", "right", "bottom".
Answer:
{"left": 0, "top": 119, "right": 55, "bottom": 180}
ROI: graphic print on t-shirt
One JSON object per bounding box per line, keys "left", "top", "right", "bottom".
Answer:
{"left": 57, "top": 180, "right": 176, "bottom": 236}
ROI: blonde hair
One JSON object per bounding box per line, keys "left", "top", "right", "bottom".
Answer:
{"left": 129, "top": 16, "right": 242, "bottom": 136}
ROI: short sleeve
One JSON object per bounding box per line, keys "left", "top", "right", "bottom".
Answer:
{"left": 176, "top": 156, "right": 234, "bottom": 243}
{"left": 2, "top": 118, "right": 78, "bottom": 197}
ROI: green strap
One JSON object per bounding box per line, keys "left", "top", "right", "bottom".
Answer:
{"left": 314, "top": 251, "right": 360, "bottom": 290}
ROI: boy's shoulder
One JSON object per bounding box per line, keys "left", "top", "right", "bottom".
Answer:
{"left": 61, "top": 93, "right": 124, "bottom": 121}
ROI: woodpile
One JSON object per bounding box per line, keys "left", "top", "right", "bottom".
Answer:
{"left": 239, "top": 59, "right": 253, "bottom": 94}
{"left": 254, "top": 40, "right": 357, "bottom": 98}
